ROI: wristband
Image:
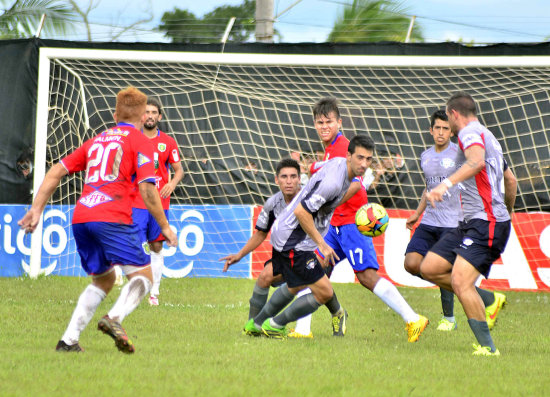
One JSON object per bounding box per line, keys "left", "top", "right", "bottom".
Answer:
{"left": 442, "top": 178, "right": 453, "bottom": 188}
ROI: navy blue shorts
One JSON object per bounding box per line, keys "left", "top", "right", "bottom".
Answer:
{"left": 430, "top": 219, "right": 511, "bottom": 278}
{"left": 132, "top": 207, "right": 169, "bottom": 243}
{"left": 271, "top": 248, "right": 325, "bottom": 288}
{"left": 72, "top": 222, "right": 151, "bottom": 276}
{"left": 405, "top": 223, "right": 455, "bottom": 257}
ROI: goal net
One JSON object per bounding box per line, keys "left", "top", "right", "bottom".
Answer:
{"left": 31, "top": 49, "right": 550, "bottom": 288}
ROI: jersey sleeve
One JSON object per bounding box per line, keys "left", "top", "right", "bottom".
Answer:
{"left": 301, "top": 179, "right": 339, "bottom": 214}
{"left": 459, "top": 129, "right": 484, "bottom": 151}
{"left": 134, "top": 134, "right": 156, "bottom": 184}
{"left": 255, "top": 199, "right": 276, "bottom": 232}
{"left": 60, "top": 142, "right": 89, "bottom": 174}
{"left": 167, "top": 135, "right": 181, "bottom": 164}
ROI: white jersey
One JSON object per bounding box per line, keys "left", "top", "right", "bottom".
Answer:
{"left": 421, "top": 142, "right": 463, "bottom": 227}
{"left": 270, "top": 157, "right": 351, "bottom": 252}
{"left": 255, "top": 191, "right": 287, "bottom": 233}
{"left": 457, "top": 120, "right": 510, "bottom": 222}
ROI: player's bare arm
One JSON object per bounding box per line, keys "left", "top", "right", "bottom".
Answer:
{"left": 160, "top": 160, "right": 184, "bottom": 199}
{"left": 406, "top": 189, "right": 428, "bottom": 230}
{"left": 294, "top": 203, "right": 339, "bottom": 266}
{"left": 220, "top": 230, "right": 268, "bottom": 272}
{"left": 18, "top": 163, "right": 68, "bottom": 233}
{"left": 503, "top": 167, "right": 517, "bottom": 213}
{"left": 427, "top": 145, "right": 485, "bottom": 207}
{"left": 139, "top": 182, "right": 177, "bottom": 247}
{"left": 339, "top": 180, "right": 362, "bottom": 205}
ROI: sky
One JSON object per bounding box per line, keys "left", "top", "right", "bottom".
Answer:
{"left": 57, "top": 0, "right": 550, "bottom": 44}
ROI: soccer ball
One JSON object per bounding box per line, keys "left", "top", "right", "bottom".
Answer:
{"left": 355, "top": 203, "right": 389, "bottom": 237}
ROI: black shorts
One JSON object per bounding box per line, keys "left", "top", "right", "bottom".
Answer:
{"left": 264, "top": 259, "right": 285, "bottom": 288}
{"left": 430, "top": 219, "right": 511, "bottom": 278}
{"left": 271, "top": 248, "right": 325, "bottom": 288}
{"left": 405, "top": 223, "right": 455, "bottom": 257}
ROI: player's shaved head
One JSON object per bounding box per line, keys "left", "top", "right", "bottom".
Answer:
{"left": 115, "top": 86, "right": 147, "bottom": 122}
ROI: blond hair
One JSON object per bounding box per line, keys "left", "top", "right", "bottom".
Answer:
{"left": 115, "top": 86, "right": 147, "bottom": 122}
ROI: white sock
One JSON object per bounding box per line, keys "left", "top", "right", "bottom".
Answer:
{"left": 373, "top": 277, "right": 419, "bottom": 323}
{"left": 293, "top": 288, "right": 313, "bottom": 335}
{"left": 108, "top": 276, "right": 152, "bottom": 323}
{"left": 150, "top": 251, "right": 163, "bottom": 297}
{"left": 62, "top": 284, "right": 106, "bottom": 345}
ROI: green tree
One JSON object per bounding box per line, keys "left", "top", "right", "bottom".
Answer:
{"left": 0, "top": 0, "right": 76, "bottom": 39}
{"left": 159, "top": 0, "right": 255, "bottom": 43}
{"left": 328, "top": 0, "right": 423, "bottom": 43}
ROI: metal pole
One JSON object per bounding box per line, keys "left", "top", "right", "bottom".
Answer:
{"left": 405, "top": 15, "right": 416, "bottom": 43}
{"left": 35, "top": 14, "right": 46, "bottom": 38}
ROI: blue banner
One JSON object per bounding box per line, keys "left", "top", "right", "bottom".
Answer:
{"left": 0, "top": 205, "right": 252, "bottom": 278}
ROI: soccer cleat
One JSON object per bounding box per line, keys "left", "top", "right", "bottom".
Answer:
{"left": 97, "top": 315, "right": 135, "bottom": 354}
{"left": 261, "top": 319, "right": 287, "bottom": 339}
{"left": 485, "top": 292, "right": 507, "bottom": 330}
{"left": 243, "top": 319, "right": 263, "bottom": 337}
{"left": 332, "top": 309, "right": 348, "bottom": 336}
{"left": 149, "top": 295, "right": 159, "bottom": 306}
{"left": 406, "top": 315, "right": 429, "bottom": 342}
{"left": 472, "top": 344, "right": 501, "bottom": 356}
{"left": 288, "top": 329, "right": 314, "bottom": 339}
{"left": 55, "top": 340, "right": 84, "bottom": 352}
{"left": 436, "top": 318, "right": 457, "bottom": 331}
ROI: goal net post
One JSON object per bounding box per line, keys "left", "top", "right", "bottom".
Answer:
{"left": 31, "top": 47, "right": 550, "bottom": 282}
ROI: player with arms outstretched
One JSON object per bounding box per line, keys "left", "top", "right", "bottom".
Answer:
{"left": 19, "top": 87, "right": 177, "bottom": 354}
{"left": 132, "top": 97, "right": 183, "bottom": 306}
{"left": 221, "top": 158, "right": 301, "bottom": 321}
{"left": 405, "top": 110, "right": 505, "bottom": 332}
{"left": 421, "top": 92, "right": 517, "bottom": 356}
{"left": 297, "top": 97, "right": 429, "bottom": 342}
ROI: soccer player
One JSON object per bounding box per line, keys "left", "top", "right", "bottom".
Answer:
{"left": 243, "top": 135, "right": 372, "bottom": 339}
{"left": 404, "top": 110, "right": 505, "bottom": 332}
{"left": 18, "top": 87, "right": 177, "bottom": 354}
{"left": 220, "top": 158, "right": 301, "bottom": 320}
{"left": 297, "top": 97, "right": 429, "bottom": 342}
{"left": 132, "top": 97, "right": 183, "bottom": 306}
{"left": 421, "top": 92, "right": 517, "bottom": 356}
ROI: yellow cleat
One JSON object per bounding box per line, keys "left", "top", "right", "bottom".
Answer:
{"left": 472, "top": 344, "right": 500, "bottom": 356}
{"left": 288, "top": 330, "right": 314, "bottom": 339}
{"left": 406, "top": 315, "right": 429, "bottom": 342}
{"left": 485, "top": 292, "right": 507, "bottom": 330}
{"left": 436, "top": 318, "right": 457, "bottom": 331}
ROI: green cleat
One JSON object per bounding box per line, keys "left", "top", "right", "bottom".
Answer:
{"left": 406, "top": 314, "right": 429, "bottom": 342}
{"left": 243, "top": 319, "right": 263, "bottom": 337}
{"left": 472, "top": 344, "right": 500, "bottom": 356}
{"left": 436, "top": 318, "right": 457, "bottom": 331}
{"left": 332, "top": 309, "right": 348, "bottom": 336}
{"left": 486, "top": 292, "right": 507, "bottom": 330}
{"left": 261, "top": 319, "right": 287, "bottom": 339}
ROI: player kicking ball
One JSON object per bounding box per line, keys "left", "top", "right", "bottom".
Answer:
{"left": 19, "top": 87, "right": 177, "bottom": 353}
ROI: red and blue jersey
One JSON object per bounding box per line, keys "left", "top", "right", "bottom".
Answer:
{"left": 310, "top": 132, "right": 368, "bottom": 226}
{"left": 132, "top": 130, "right": 181, "bottom": 210}
{"left": 61, "top": 123, "right": 156, "bottom": 225}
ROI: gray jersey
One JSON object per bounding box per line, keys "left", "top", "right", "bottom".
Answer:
{"left": 270, "top": 157, "right": 351, "bottom": 252}
{"left": 421, "top": 142, "right": 463, "bottom": 227}
{"left": 457, "top": 121, "right": 510, "bottom": 222}
{"left": 255, "top": 191, "right": 287, "bottom": 232}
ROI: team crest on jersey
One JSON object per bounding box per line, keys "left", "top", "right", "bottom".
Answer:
{"left": 79, "top": 191, "right": 113, "bottom": 208}
{"left": 138, "top": 152, "right": 152, "bottom": 167}
{"left": 158, "top": 143, "right": 167, "bottom": 152}
{"left": 142, "top": 241, "right": 151, "bottom": 255}
{"left": 440, "top": 158, "right": 455, "bottom": 169}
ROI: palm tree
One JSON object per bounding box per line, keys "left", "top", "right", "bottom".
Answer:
{"left": 328, "top": 0, "right": 423, "bottom": 43}
{"left": 0, "top": 0, "right": 76, "bottom": 39}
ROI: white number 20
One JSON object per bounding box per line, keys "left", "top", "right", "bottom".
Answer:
{"left": 85, "top": 142, "right": 123, "bottom": 183}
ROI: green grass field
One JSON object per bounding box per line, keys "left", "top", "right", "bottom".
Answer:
{"left": 1, "top": 276, "right": 549, "bottom": 396}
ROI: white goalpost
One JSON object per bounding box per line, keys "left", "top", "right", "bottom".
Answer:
{"left": 31, "top": 47, "right": 550, "bottom": 280}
